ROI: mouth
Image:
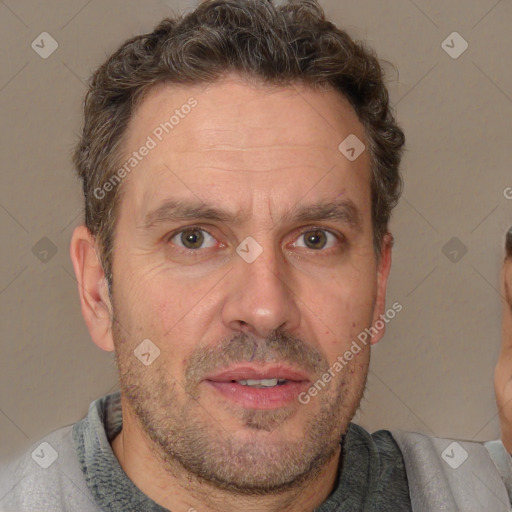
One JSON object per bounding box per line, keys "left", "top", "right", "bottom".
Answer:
{"left": 204, "top": 365, "right": 311, "bottom": 409}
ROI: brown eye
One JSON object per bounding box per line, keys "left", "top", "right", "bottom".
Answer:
{"left": 169, "top": 228, "right": 216, "bottom": 250}
{"left": 304, "top": 230, "right": 327, "bottom": 249}
{"left": 181, "top": 229, "right": 204, "bottom": 249}
{"left": 292, "top": 229, "right": 338, "bottom": 251}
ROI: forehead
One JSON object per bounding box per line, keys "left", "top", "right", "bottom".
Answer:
{"left": 117, "top": 75, "right": 371, "bottom": 222}
{"left": 126, "top": 76, "right": 366, "bottom": 157}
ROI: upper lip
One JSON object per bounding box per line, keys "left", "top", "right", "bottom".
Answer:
{"left": 204, "top": 364, "right": 311, "bottom": 383}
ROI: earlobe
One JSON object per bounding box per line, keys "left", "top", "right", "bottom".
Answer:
{"left": 70, "top": 225, "right": 115, "bottom": 352}
{"left": 370, "top": 233, "right": 393, "bottom": 346}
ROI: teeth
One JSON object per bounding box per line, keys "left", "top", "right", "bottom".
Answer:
{"left": 237, "top": 378, "right": 286, "bottom": 388}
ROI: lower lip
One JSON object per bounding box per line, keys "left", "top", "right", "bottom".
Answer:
{"left": 206, "top": 380, "right": 309, "bottom": 409}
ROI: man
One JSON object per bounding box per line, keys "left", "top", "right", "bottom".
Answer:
{"left": 1, "top": 1, "right": 511, "bottom": 510}
{"left": 487, "top": 227, "right": 512, "bottom": 502}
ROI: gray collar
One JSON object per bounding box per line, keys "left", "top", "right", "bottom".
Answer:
{"left": 72, "top": 392, "right": 410, "bottom": 511}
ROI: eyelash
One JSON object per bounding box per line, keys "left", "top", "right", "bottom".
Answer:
{"left": 165, "top": 225, "right": 346, "bottom": 257}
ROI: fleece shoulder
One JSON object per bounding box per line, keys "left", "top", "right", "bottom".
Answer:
{"left": 0, "top": 425, "right": 99, "bottom": 512}
{"left": 390, "top": 429, "right": 511, "bottom": 512}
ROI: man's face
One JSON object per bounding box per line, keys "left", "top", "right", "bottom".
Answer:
{"left": 108, "top": 76, "right": 389, "bottom": 492}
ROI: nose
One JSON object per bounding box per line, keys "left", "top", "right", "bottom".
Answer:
{"left": 221, "top": 243, "right": 301, "bottom": 339}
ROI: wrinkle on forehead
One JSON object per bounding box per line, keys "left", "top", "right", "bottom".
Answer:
{"left": 117, "top": 76, "right": 371, "bottom": 231}
{"left": 121, "top": 75, "right": 365, "bottom": 159}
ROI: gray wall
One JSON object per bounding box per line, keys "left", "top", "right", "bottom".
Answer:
{"left": 1, "top": 0, "right": 511, "bottom": 460}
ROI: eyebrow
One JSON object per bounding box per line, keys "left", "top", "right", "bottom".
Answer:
{"left": 141, "top": 197, "right": 362, "bottom": 232}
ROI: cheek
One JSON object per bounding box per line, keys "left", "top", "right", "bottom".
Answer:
{"left": 312, "top": 277, "right": 376, "bottom": 369}
{"left": 121, "top": 271, "right": 178, "bottom": 327}
{"left": 324, "top": 279, "right": 376, "bottom": 334}
{"left": 130, "top": 283, "right": 207, "bottom": 367}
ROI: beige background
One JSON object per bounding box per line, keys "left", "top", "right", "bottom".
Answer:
{"left": 1, "top": 0, "right": 511, "bottom": 461}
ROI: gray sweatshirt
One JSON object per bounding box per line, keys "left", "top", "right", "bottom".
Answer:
{"left": 0, "top": 392, "right": 510, "bottom": 511}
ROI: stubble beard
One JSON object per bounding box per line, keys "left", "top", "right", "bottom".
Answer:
{"left": 112, "top": 317, "right": 369, "bottom": 495}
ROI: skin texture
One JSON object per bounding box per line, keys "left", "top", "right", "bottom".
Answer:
{"left": 495, "top": 252, "right": 512, "bottom": 453}
{"left": 70, "top": 74, "right": 392, "bottom": 512}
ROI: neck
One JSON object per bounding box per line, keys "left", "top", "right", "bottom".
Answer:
{"left": 111, "top": 397, "right": 342, "bottom": 512}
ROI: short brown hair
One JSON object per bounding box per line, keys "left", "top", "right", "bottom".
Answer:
{"left": 72, "top": 0, "right": 405, "bottom": 291}
{"left": 506, "top": 226, "right": 512, "bottom": 259}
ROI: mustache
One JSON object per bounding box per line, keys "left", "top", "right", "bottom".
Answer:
{"left": 184, "top": 330, "right": 330, "bottom": 387}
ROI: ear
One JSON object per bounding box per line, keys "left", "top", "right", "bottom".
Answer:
{"left": 369, "top": 233, "right": 393, "bottom": 345}
{"left": 69, "top": 225, "right": 115, "bottom": 352}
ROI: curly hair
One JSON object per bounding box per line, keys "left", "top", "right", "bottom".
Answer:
{"left": 72, "top": 0, "right": 405, "bottom": 291}
{"left": 506, "top": 227, "right": 512, "bottom": 259}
